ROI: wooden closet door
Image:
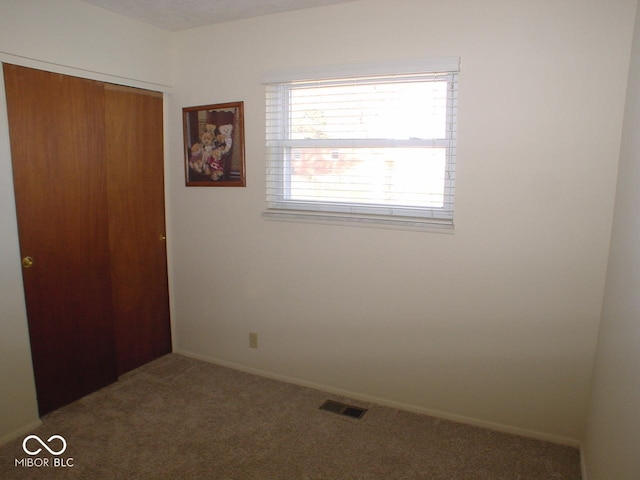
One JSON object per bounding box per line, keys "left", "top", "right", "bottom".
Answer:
{"left": 104, "top": 85, "right": 171, "bottom": 375}
{"left": 3, "top": 64, "right": 118, "bottom": 415}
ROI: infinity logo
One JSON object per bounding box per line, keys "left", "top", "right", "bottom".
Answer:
{"left": 22, "top": 435, "right": 67, "bottom": 456}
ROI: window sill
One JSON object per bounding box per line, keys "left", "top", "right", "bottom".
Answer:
{"left": 261, "top": 209, "right": 455, "bottom": 234}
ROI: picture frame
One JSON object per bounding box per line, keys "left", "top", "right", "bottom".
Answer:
{"left": 183, "top": 101, "right": 246, "bottom": 186}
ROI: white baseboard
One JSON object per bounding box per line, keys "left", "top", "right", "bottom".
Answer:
{"left": 174, "top": 349, "right": 581, "bottom": 449}
{"left": 0, "top": 419, "right": 42, "bottom": 447}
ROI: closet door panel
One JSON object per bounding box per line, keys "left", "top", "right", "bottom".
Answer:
{"left": 4, "top": 64, "right": 117, "bottom": 415}
{"left": 104, "top": 85, "right": 171, "bottom": 375}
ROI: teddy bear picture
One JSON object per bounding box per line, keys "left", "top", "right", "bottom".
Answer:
{"left": 188, "top": 142, "right": 204, "bottom": 173}
{"left": 182, "top": 102, "right": 246, "bottom": 187}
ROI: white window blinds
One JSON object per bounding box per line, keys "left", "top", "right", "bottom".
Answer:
{"left": 264, "top": 59, "right": 459, "bottom": 229}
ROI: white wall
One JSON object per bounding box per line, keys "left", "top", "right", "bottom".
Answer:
{"left": 169, "top": 0, "right": 636, "bottom": 443}
{"left": 0, "top": 0, "right": 172, "bottom": 89}
{"left": 583, "top": 3, "right": 640, "bottom": 478}
{"left": 0, "top": 71, "right": 41, "bottom": 444}
{"left": 0, "top": 0, "right": 172, "bottom": 443}
{"left": 1, "top": 0, "right": 637, "bottom": 451}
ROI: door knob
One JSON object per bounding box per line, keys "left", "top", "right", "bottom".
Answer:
{"left": 22, "top": 256, "right": 34, "bottom": 268}
{"left": 160, "top": 234, "right": 166, "bottom": 241}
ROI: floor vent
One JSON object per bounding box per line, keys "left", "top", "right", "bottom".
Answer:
{"left": 319, "top": 400, "right": 368, "bottom": 419}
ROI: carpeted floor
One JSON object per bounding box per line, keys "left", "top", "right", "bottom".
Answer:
{"left": 0, "top": 354, "right": 581, "bottom": 479}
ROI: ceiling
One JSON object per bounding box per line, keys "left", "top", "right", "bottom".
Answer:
{"left": 80, "top": 0, "right": 356, "bottom": 31}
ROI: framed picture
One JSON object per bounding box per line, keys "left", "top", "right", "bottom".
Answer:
{"left": 183, "top": 101, "right": 246, "bottom": 186}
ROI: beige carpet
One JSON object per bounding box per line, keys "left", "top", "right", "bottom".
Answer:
{"left": 0, "top": 354, "right": 581, "bottom": 479}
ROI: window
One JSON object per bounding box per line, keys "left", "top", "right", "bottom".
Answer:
{"left": 264, "top": 59, "right": 459, "bottom": 229}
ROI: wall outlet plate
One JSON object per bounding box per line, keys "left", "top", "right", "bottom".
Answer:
{"left": 249, "top": 332, "right": 258, "bottom": 348}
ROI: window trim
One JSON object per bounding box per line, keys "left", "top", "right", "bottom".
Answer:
{"left": 263, "top": 58, "right": 460, "bottom": 232}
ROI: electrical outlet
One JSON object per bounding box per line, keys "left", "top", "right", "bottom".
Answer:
{"left": 249, "top": 332, "right": 258, "bottom": 348}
